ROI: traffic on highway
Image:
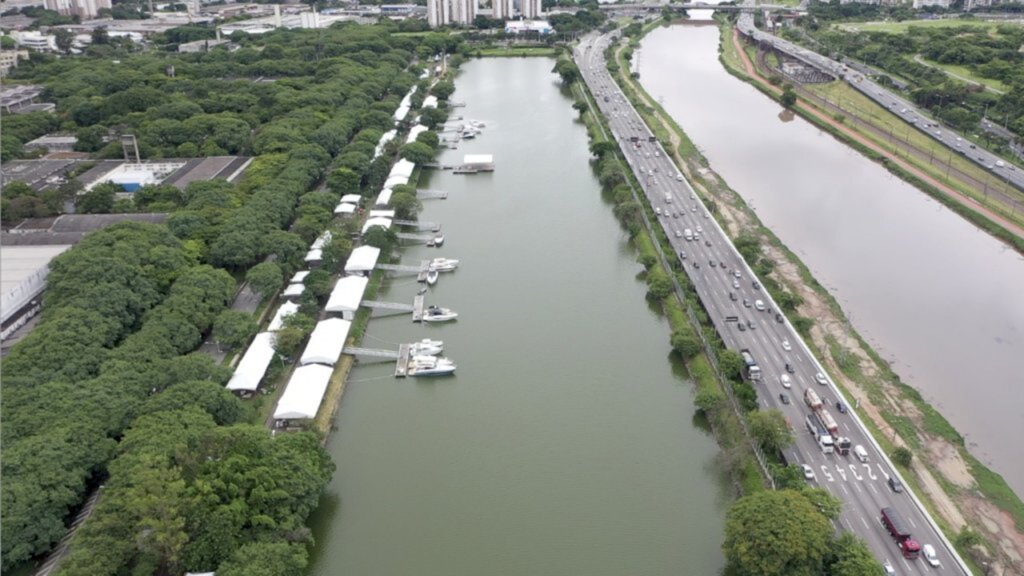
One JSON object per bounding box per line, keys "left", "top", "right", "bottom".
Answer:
{"left": 575, "top": 31, "right": 969, "bottom": 575}
{"left": 736, "top": 13, "right": 1023, "bottom": 191}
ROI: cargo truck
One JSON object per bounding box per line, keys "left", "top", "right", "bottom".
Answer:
{"left": 804, "top": 414, "right": 835, "bottom": 454}
{"left": 880, "top": 507, "right": 921, "bottom": 559}
{"left": 739, "top": 349, "right": 762, "bottom": 381}
{"left": 805, "top": 388, "right": 850, "bottom": 455}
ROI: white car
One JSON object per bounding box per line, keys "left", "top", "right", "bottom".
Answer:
{"left": 923, "top": 544, "right": 941, "bottom": 567}
{"left": 815, "top": 372, "right": 828, "bottom": 385}
{"left": 883, "top": 560, "right": 896, "bottom": 575}
{"left": 780, "top": 375, "right": 792, "bottom": 388}
{"left": 782, "top": 340, "right": 791, "bottom": 351}
{"left": 801, "top": 464, "right": 815, "bottom": 480}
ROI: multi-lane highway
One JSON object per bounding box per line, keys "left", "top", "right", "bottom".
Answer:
{"left": 736, "top": 13, "right": 1024, "bottom": 191}
{"left": 574, "top": 32, "right": 969, "bottom": 575}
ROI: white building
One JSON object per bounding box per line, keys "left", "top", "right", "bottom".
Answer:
{"left": 520, "top": 0, "right": 541, "bottom": 19}
{"left": 427, "top": 0, "right": 450, "bottom": 27}
{"left": 450, "top": 0, "right": 476, "bottom": 25}
{"left": 492, "top": 0, "right": 512, "bottom": 20}
{"left": 505, "top": 19, "right": 552, "bottom": 34}
{"left": 912, "top": 0, "right": 951, "bottom": 6}
{"left": 325, "top": 276, "right": 369, "bottom": 320}
{"left": 44, "top": 0, "right": 111, "bottom": 19}
{"left": 11, "top": 31, "right": 57, "bottom": 52}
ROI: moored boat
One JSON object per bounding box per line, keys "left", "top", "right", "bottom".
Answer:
{"left": 426, "top": 269, "right": 439, "bottom": 285}
{"left": 422, "top": 305, "right": 458, "bottom": 322}
{"left": 409, "top": 338, "right": 444, "bottom": 356}
{"left": 407, "top": 354, "right": 456, "bottom": 376}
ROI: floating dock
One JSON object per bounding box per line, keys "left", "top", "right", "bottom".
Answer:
{"left": 395, "top": 344, "right": 410, "bottom": 377}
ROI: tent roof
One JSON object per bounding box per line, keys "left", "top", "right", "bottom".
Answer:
{"left": 334, "top": 202, "right": 357, "bottom": 215}
{"left": 340, "top": 194, "right": 362, "bottom": 204}
{"left": 383, "top": 175, "right": 408, "bottom": 190}
{"left": 406, "top": 124, "right": 428, "bottom": 144}
{"left": 344, "top": 245, "right": 381, "bottom": 274}
{"left": 282, "top": 283, "right": 305, "bottom": 298}
{"left": 375, "top": 188, "right": 394, "bottom": 207}
{"left": 290, "top": 270, "right": 309, "bottom": 284}
{"left": 369, "top": 209, "right": 395, "bottom": 219}
{"left": 299, "top": 318, "right": 352, "bottom": 366}
{"left": 273, "top": 364, "right": 334, "bottom": 420}
{"left": 311, "top": 231, "right": 332, "bottom": 250}
{"left": 268, "top": 301, "right": 300, "bottom": 331}
{"left": 304, "top": 248, "right": 322, "bottom": 262}
{"left": 423, "top": 95, "right": 438, "bottom": 108}
{"left": 361, "top": 217, "right": 392, "bottom": 235}
{"left": 226, "top": 332, "right": 276, "bottom": 391}
{"left": 325, "top": 275, "right": 368, "bottom": 313}
{"left": 390, "top": 158, "right": 416, "bottom": 179}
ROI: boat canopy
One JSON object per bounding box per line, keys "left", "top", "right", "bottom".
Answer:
{"left": 343, "top": 245, "right": 380, "bottom": 275}
{"left": 268, "top": 301, "right": 300, "bottom": 331}
{"left": 299, "top": 318, "right": 352, "bottom": 367}
{"left": 273, "top": 364, "right": 333, "bottom": 420}
{"left": 325, "top": 275, "right": 369, "bottom": 314}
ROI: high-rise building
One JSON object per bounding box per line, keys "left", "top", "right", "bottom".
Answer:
{"left": 520, "top": 0, "right": 540, "bottom": 19}
{"left": 450, "top": 0, "right": 476, "bottom": 25}
{"left": 427, "top": 0, "right": 450, "bottom": 27}
{"left": 492, "top": 0, "right": 512, "bottom": 20}
{"left": 43, "top": 0, "right": 110, "bottom": 19}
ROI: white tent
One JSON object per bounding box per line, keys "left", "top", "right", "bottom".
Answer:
{"left": 311, "top": 231, "right": 332, "bottom": 250}
{"left": 334, "top": 202, "right": 357, "bottom": 216}
{"left": 273, "top": 364, "right": 333, "bottom": 420}
{"left": 375, "top": 130, "right": 398, "bottom": 158}
{"left": 304, "top": 248, "right": 322, "bottom": 263}
{"left": 406, "top": 124, "right": 428, "bottom": 144}
{"left": 299, "top": 318, "right": 352, "bottom": 366}
{"left": 422, "top": 95, "right": 438, "bottom": 109}
{"left": 369, "top": 209, "right": 395, "bottom": 219}
{"left": 226, "top": 332, "right": 276, "bottom": 393}
{"left": 325, "top": 275, "right": 368, "bottom": 319}
{"left": 282, "top": 283, "right": 305, "bottom": 299}
{"left": 383, "top": 175, "right": 408, "bottom": 190}
{"left": 361, "top": 217, "right": 392, "bottom": 235}
{"left": 375, "top": 188, "right": 394, "bottom": 207}
{"left": 290, "top": 270, "right": 310, "bottom": 284}
{"left": 390, "top": 159, "right": 416, "bottom": 179}
{"left": 340, "top": 194, "right": 362, "bottom": 204}
{"left": 268, "top": 301, "right": 300, "bottom": 331}
{"left": 344, "top": 245, "right": 381, "bottom": 275}
{"left": 394, "top": 105, "right": 410, "bottom": 122}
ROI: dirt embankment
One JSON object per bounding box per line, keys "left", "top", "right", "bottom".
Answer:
{"left": 612, "top": 30, "right": 1024, "bottom": 575}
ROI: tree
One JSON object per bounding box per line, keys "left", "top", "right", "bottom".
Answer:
{"left": 55, "top": 28, "right": 75, "bottom": 54}
{"left": 718, "top": 349, "right": 744, "bottom": 381}
{"left": 246, "top": 262, "right": 283, "bottom": 302}
{"left": 272, "top": 326, "right": 307, "bottom": 358}
{"left": 399, "top": 141, "right": 435, "bottom": 165}
{"left": 671, "top": 328, "right": 702, "bottom": 360}
{"left": 827, "top": 533, "right": 882, "bottom": 576}
{"left": 327, "top": 167, "right": 361, "bottom": 196}
{"left": 891, "top": 446, "right": 912, "bottom": 467}
{"left": 91, "top": 26, "right": 110, "bottom": 44}
{"left": 212, "top": 310, "right": 258, "bottom": 350}
{"left": 303, "top": 269, "right": 333, "bottom": 301}
{"left": 801, "top": 488, "right": 842, "bottom": 520}
{"left": 76, "top": 182, "right": 118, "bottom": 214}
{"left": 572, "top": 99, "right": 589, "bottom": 117}
{"left": 646, "top": 269, "right": 672, "bottom": 300}
{"left": 723, "top": 490, "right": 832, "bottom": 576}
{"left": 390, "top": 191, "right": 421, "bottom": 220}
{"left": 771, "top": 463, "right": 806, "bottom": 490}
{"left": 217, "top": 541, "right": 308, "bottom": 576}
{"left": 553, "top": 59, "right": 580, "bottom": 84}
{"left": 781, "top": 87, "right": 798, "bottom": 108}
{"left": 748, "top": 409, "right": 794, "bottom": 453}
{"left": 432, "top": 81, "right": 455, "bottom": 100}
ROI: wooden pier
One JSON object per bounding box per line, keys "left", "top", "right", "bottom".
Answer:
{"left": 396, "top": 232, "right": 439, "bottom": 244}
{"left": 416, "top": 259, "right": 430, "bottom": 282}
{"left": 417, "top": 189, "right": 449, "bottom": 200}
{"left": 393, "top": 219, "right": 441, "bottom": 232}
{"left": 395, "top": 344, "right": 410, "bottom": 377}
{"left": 411, "top": 294, "right": 425, "bottom": 322}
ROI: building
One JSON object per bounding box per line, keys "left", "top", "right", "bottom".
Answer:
{"left": 492, "top": 0, "right": 513, "bottom": 20}
{"left": 505, "top": 19, "right": 552, "bottom": 34}
{"left": 24, "top": 135, "right": 78, "bottom": 153}
{"left": 427, "top": 0, "right": 449, "bottom": 27}
{"left": 10, "top": 31, "right": 56, "bottom": 52}
{"left": 44, "top": 0, "right": 112, "bottom": 20}
{"left": 0, "top": 50, "right": 30, "bottom": 78}
{"left": 520, "top": 0, "right": 541, "bottom": 19}
{"left": 0, "top": 84, "right": 47, "bottom": 113}
{"left": 912, "top": 0, "right": 951, "bottom": 7}
{"left": 177, "top": 38, "right": 230, "bottom": 53}
{"left": 450, "top": 0, "right": 476, "bottom": 25}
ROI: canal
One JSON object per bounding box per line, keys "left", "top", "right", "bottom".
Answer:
{"left": 637, "top": 24, "right": 1024, "bottom": 496}
{"left": 307, "top": 58, "right": 729, "bottom": 576}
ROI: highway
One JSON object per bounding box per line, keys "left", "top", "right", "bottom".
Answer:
{"left": 736, "top": 13, "right": 1024, "bottom": 191}
{"left": 574, "top": 32, "right": 969, "bottom": 575}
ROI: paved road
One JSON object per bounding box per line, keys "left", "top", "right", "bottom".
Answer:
{"left": 737, "top": 13, "right": 1024, "bottom": 191}
{"left": 575, "top": 32, "right": 969, "bottom": 576}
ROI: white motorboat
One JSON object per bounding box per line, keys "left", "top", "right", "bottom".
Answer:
{"left": 422, "top": 305, "right": 458, "bottom": 322}
{"left": 426, "top": 269, "right": 439, "bottom": 286}
{"left": 429, "top": 257, "right": 459, "bottom": 272}
{"left": 431, "top": 234, "right": 445, "bottom": 247}
{"left": 408, "top": 355, "right": 456, "bottom": 376}
{"left": 461, "top": 128, "right": 476, "bottom": 139}
{"left": 409, "top": 338, "right": 443, "bottom": 356}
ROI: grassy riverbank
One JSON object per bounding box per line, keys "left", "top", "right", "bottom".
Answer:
{"left": 617, "top": 19, "right": 1024, "bottom": 571}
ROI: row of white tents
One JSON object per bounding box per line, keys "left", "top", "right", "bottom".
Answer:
{"left": 226, "top": 94, "right": 437, "bottom": 422}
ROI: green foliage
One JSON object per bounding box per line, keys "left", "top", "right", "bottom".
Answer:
{"left": 246, "top": 262, "right": 284, "bottom": 301}
{"left": 327, "top": 167, "right": 362, "bottom": 196}
{"left": 553, "top": 59, "right": 581, "bottom": 85}
{"left": 827, "top": 533, "right": 883, "bottom": 576}
{"left": 671, "top": 328, "right": 702, "bottom": 360}
{"left": 213, "top": 310, "right": 259, "bottom": 350}
{"left": 718, "top": 349, "right": 744, "bottom": 381}
{"left": 780, "top": 87, "right": 798, "bottom": 108}
{"left": 748, "top": 409, "right": 794, "bottom": 453}
{"left": 891, "top": 446, "right": 913, "bottom": 467}
{"left": 723, "top": 489, "right": 832, "bottom": 576}
{"left": 399, "top": 141, "right": 435, "bottom": 164}
{"left": 955, "top": 526, "right": 983, "bottom": 549}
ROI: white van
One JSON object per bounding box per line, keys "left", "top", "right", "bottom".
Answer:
{"left": 854, "top": 445, "right": 868, "bottom": 463}
{"left": 754, "top": 299, "right": 765, "bottom": 311}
